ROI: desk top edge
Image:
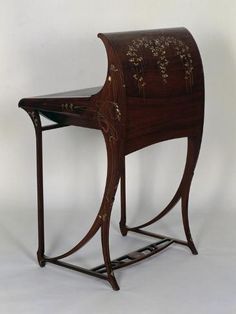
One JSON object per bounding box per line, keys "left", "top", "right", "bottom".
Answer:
{"left": 19, "top": 86, "right": 102, "bottom": 105}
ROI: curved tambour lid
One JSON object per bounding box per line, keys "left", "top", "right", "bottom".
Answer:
{"left": 98, "top": 28, "right": 204, "bottom": 99}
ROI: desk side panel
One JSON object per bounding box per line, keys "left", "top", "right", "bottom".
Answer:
{"left": 100, "top": 28, "right": 204, "bottom": 154}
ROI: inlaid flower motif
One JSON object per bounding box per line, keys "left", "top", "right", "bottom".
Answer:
{"left": 29, "top": 111, "right": 39, "bottom": 127}
{"left": 126, "top": 36, "right": 194, "bottom": 91}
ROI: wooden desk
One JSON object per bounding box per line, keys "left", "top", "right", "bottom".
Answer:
{"left": 19, "top": 27, "right": 204, "bottom": 290}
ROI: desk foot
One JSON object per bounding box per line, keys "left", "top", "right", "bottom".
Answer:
{"left": 187, "top": 240, "right": 198, "bottom": 255}
{"left": 37, "top": 252, "right": 46, "bottom": 267}
{"left": 119, "top": 222, "right": 128, "bottom": 236}
{"left": 108, "top": 276, "right": 120, "bottom": 291}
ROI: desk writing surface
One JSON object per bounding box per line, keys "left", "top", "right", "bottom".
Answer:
{"left": 37, "top": 86, "right": 102, "bottom": 98}
{"left": 19, "top": 86, "right": 102, "bottom": 129}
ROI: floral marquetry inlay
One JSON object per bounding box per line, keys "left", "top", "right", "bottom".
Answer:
{"left": 126, "top": 36, "right": 194, "bottom": 91}
{"left": 61, "top": 103, "right": 86, "bottom": 112}
{"left": 29, "top": 111, "right": 39, "bottom": 128}
{"left": 110, "top": 64, "right": 119, "bottom": 72}
{"left": 112, "top": 102, "right": 121, "bottom": 121}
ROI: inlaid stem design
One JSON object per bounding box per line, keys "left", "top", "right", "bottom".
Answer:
{"left": 96, "top": 101, "right": 121, "bottom": 143}
{"left": 28, "top": 110, "right": 40, "bottom": 128}
{"left": 61, "top": 101, "right": 121, "bottom": 129}
{"left": 61, "top": 103, "right": 87, "bottom": 112}
{"left": 126, "top": 36, "right": 194, "bottom": 91}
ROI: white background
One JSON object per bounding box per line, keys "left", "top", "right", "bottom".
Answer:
{"left": 0, "top": 1, "right": 236, "bottom": 313}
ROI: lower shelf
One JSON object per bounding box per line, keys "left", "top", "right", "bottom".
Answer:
{"left": 91, "top": 238, "right": 173, "bottom": 273}
{"left": 44, "top": 238, "right": 174, "bottom": 279}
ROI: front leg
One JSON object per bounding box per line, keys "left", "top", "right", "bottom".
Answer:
{"left": 24, "top": 109, "right": 46, "bottom": 267}
{"left": 97, "top": 101, "right": 123, "bottom": 290}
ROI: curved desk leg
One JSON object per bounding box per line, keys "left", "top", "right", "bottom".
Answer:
{"left": 181, "top": 136, "right": 201, "bottom": 255}
{"left": 25, "top": 110, "right": 46, "bottom": 267}
{"left": 123, "top": 135, "right": 202, "bottom": 255}
{"left": 99, "top": 120, "right": 122, "bottom": 290}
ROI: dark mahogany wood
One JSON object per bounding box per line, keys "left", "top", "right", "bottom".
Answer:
{"left": 19, "top": 27, "right": 204, "bottom": 290}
